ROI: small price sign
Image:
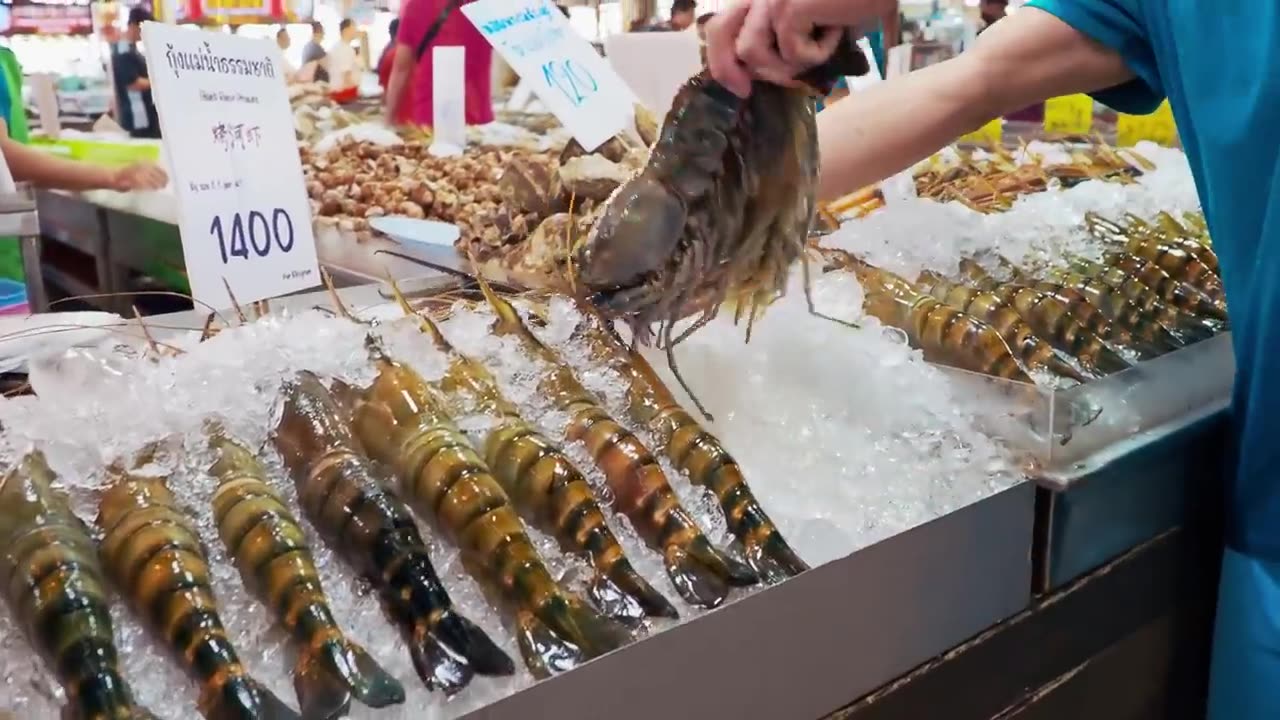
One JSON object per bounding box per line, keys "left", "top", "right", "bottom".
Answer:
{"left": 1044, "top": 94, "right": 1093, "bottom": 135}
{"left": 142, "top": 23, "right": 319, "bottom": 311}
{"left": 432, "top": 45, "right": 467, "bottom": 154}
{"left": 960, "top": 118, "right": 1003, "bottom": 147}
{"left": 463, "top": 0, "right": 635, "bottom": 150}
{"left": 1116, "top": 100, "right": 1178, "bottom": 147}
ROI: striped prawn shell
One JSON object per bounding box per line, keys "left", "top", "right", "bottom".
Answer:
{"left": 360, "top": 369, "right": 566, "bottom": 606}
{"left": 1124, "top": 236, "right": 1225, "bottom": 304}
{"left": 917, "top": 274, "right": 1082, "bottom": 380}
{"left": 425, "top": 349, "right": 676, "bottom": 622}
{"left": 208, "top": 440, "right": 344, "bottom": 660}
{"left": 274, "top": 371, "right": 515, "bottom": 693}
{"left": 97, "top": 469, "right": 253, "bottom": 715}
{"left": 904, "top": 296, "right": 1030, "bottom": 382}
{"left": 551, "top": 367, "right": 710, "bottom": 551}
{"left": 1105, "top": 252, "right": 1224, "bottom": 317}
{"left": 0, "top": 452, "right": 150, "bottom": 720}
{"left": 983, "top": 283, "right": 1130, "bottom": 373}
{"left": 1036, "top": 275, "right": 1181, "bottom": 353}
{"left": 565, "top": 312, "right": 807, "bottom": 581}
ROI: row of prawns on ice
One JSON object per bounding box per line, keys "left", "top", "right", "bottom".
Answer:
{"left": 820, "top": 211, "right": 1226, "bottom": 386}
{"left": 0, "top": 280, "right": 806, "bottom": 720}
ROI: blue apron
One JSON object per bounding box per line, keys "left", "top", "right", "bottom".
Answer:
{"left": 1027, "top": 2, "right": 1280, "bottom": 717}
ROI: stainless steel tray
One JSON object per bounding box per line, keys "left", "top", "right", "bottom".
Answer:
{"left": 466, "top": 483, "right": 1033, "bottom": 720}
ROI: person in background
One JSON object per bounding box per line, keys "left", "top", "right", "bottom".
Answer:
{"left": 708, "top": 1, "right": 1280, "bottom": 718}
{"left": 0, "top": 45, "right": 164, "bottom": 188}
{"left": 110, "top": 8, "right": 159, "bottom": 139}
{"left": 326, "top": 19, "right": 361, "bottom": 93}
{"left": 276, "top": 27, "right": 298, "bottom": 82}
{"left": 0, "top": 75, "right": 165, "bottom": 316}
{"left": 0, "top": 130, "right": 166, "bottom": 191}
{"left": 662, "top": 0, "right": 698, "bottom": 31}
{"left": 377, "top": 18, "right": 400, "bottom": 90}
{"left": 978, "top": 0, "right": 1008, "bottom": 33}
{"left": 0, "top": 47, "right": 28, "bottom": 144}
{"left": 301, "top": 21, "right": 328, "bottom": 83}
{"left": 384, "top": 0, "right": 494, "bottom": 126}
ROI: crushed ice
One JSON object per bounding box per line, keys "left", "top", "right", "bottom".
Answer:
{"left": 0, "top": 139, "right": 1200, "bottom": 718}
{"left": 0, "top": 289, "right": 1018, "bottom": 718}
{"left": 827, "top": 142, "right": 1200, "bottom": 280}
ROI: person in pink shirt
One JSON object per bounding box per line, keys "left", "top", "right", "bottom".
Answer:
{"left": 384, "top": 0, "right": 494, "bottom": 126}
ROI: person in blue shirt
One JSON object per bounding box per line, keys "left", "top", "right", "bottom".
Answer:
{"left": 706, "top": 1, "right": 1280, "bottom": 718}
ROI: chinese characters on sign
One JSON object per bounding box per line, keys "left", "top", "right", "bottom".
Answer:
{"left": 211, "top": 122, "right": 263, "bottom": 151}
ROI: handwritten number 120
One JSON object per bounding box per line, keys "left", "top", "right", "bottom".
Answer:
{"left": 541, "top": 59, "right": 597, "bottom": 108}
{"left": 212, "top": 209, "right": 296, "bottom": 264}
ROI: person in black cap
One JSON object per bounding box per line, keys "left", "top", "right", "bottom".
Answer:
{"left": 111, "top": 7, "right": 160, "bottom": 138}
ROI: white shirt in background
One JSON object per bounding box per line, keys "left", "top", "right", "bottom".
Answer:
{"left": 326, "top": 41, "right": 358, "bottom": 90}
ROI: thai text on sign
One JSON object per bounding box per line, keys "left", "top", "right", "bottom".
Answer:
{"left": 142, "top": 22, "right": 319, "bottom": 310}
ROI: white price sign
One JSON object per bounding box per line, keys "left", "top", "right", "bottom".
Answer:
{"left": 142, "top": 23, "right": 320, "bottom": 311}
{"left": 463, "top": 0, "right": 635, "bottom": 150}
{"left": 604, "top": 30, "right": 701, "bottom": 116}
{"left": 431, "top": 46, "right": 467, "bottom": 156}
{"left": 885, "top": 44, "right": 912, "bottom": 79}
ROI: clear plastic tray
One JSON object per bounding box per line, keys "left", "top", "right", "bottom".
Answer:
{"left": 944, "top": 333, "right": 1234, "bottom": 477}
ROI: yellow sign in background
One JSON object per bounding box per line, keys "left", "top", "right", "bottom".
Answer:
{"left": 960, "top": 118, "right": 1003, "bottom": 147}
{"left": 1117, "top": 100, "right": 1178, "bottom": 147}
{"left": 1044, "top": 94, "right": 1093, "bottom": 135}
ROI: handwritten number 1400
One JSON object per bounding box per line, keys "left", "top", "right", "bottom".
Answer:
{"left": 541, "top": 59, "right": 597, "bottom": 108}
{"left": 211, "top": 209, "right": 296, "bottom": 264}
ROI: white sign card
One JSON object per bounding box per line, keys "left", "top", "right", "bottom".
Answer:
{"left": 603, "top": 31, "right": 701, "bottom": 116}
{"left": 431, "top": 46, "right": 467, "bottom": 156}
{"left": 141, "top": 23, "right": 320, "bottom": 310}
{"left": 30, "top": 74, "right": 62, "bottom": 139}
{"left": 463, "top": 0, "right": 635, "bottom": 150}
{"left": 885, "top": 44, "right": 913, "bottom": 79}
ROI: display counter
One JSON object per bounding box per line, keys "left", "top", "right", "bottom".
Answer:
{"left": 127, "top": 283, "right": 1037, "bottom": 720}
{"left": 33, "top": 188, "right": 458, "bottom": 312}
{"left": 0, "top": 274, "right": 1227, "bottom": 718}
{"left": 943, "top": 332, "right": 1233, "bottom": 593}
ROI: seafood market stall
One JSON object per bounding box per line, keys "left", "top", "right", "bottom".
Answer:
{"left": 4, "top": 72, "right": 1231, "bottom": 715}
{"left": 0, "top": 280, "right": 1033, "bottom": 719}
{"left": 811, "top": 137, "right": 1228, "bottom": 716}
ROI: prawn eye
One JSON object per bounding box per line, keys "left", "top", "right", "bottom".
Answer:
{"left": 578, "top": 176, "right": 686, "bottom": 288}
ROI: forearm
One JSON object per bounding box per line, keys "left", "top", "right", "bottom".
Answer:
{"left": 816, "top": 54, "right": 993, "bottom": 199}
{"left": 384, "top": 50, "right": 413, "bottom": 120}
{"left": 3, "top": 138, "right": 114, "bottom": 191}
{"left": 817, "top": 7, "right": 1136, "bottom": 200}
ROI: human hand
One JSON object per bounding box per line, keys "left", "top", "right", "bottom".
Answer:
{"left": 109, "top": 162, "right": 168, "bottom": 192}
{"left": 707, "top": 0, "right": 890, "bottom": 97}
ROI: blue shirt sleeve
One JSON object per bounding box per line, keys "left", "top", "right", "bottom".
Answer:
{"left": 1024, "top": 0, "right": 1165, "bottom": 114}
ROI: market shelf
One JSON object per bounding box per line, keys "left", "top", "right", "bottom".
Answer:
{"left": 464, "top": 482, "right": 1033, "bottom": 720}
